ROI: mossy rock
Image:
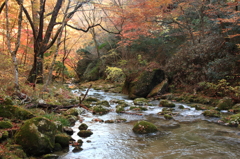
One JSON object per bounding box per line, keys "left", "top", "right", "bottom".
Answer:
{"left": 0, "top": 105, "right": 34, "bottom": 120}
{"left": 55, "top": 133, "right": 70, "bottom": 148}
{"left": 0, "top": 121, "right": 13, "bottom": 129}
{"left": 231, "top": 103, "right": 240, "bottom": 113}
{"left": 77, "top": 130, "right": 93, "bottom": 137}
{"left": 105, "top": 120, "right": 115, "bottom": 123}
{"left": 65, "top": 108, "right": 82, "bottom": 116}
{"left": 216, "top": 97, "right": 234, "bottom": 110}
{"left": 54, "top": 143, "right": 62, "bottom": 151}
{"left": 159, "top": 100, "right": 175, "bottom": 107}
{"left": 85, "top": 97, "right": 99, "bottom": 102}
{"left": 133, "top": 98, "right": 149, "bottom": 106}
{"left": 0, "top": 130, "right": 9, "bottom": 140}
{"left": 6, "top": 144, "right": 28, "bottom": 158}
{"left": 77, "top": 139, "right": 83, "bottom": 146}
{"left": 91, "top": 106, "right": 110, "bottom": 115}
{"left": 132, "top": 121, "right": 158, "bottom": 134}
{"left": 65, "top": 115, "right": 78, "bottom": 125}
{"left": 116, "top": 105, "right": 125, "bottom": 113}
{"left": 164, "top": 114, "right": 173, "bottom": 120}
{"left": 14, "top": 117, "right": 57, "bottom": 156}
{"left": 130, "top": 106, "right": 148, "bottom": 111}
{"left": 96, "top": 100, "right": 110, "bottom": 107}
{"left": 203, "top": 110, "right": 220, "bottom": 117}
{"left": 147, "top": 78, "right": 168, "bottom": 98}
{"left": 78, "top": 123, "right": 88, "bottom": 130}
{"left": 42, "top": 154, "right": 59, "bottom": 159}
{"left": 123, "top": 69, "right": 165, "bottom": 99}
{"left": 179, "top": 105, "right": 184, "bottom": 109}
{"left": 222, "top": 113, "right": 240, "bottom": 126}
{"left": 194, "top": 104, "right": 215, "bottom": 110}
{"left": 158, "top": 107, "right": 175, "bottom": 116}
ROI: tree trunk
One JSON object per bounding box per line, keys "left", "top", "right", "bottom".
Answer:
{"left": 27, "top": 50, "right": 44, "bottom": 83}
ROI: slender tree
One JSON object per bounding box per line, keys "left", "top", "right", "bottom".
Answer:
{"left": 5, "top": 0, "right": 23, "bottom": 92}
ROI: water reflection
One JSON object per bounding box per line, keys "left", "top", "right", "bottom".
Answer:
{"left": 59, "top": 89, "right": 240, "bottom": 159}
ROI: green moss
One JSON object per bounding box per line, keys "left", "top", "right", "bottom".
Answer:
{"left": 65, "top": 115, "right": 78, "bottom": 125}
{"left": 222, "top": 113, "right": 240, "bottom": 126}
{"left": 14, "top": 117, "right": 57, "bottom": 156}
{"left": 203, "top": 110, "right": 220, "bottom": 117}
{"left": 78, "top": 123, "right": 88, "bottom": 130}
{"left": 55, "top": 133, "right": 70, "bottom": 148}
{"left": 232, "top": 104, "right": 240, "bottom": 113}
{"left": 216, "top": 97, "right": 234, "bottom": 110}
{"left": 0, "top": 130, "right": 9, "bottom": 140}
{"left": 159, "top": 100, "right": 175, "bottom": 107}
{"left": 116, "top": 105, "right": 125, "bottom": 113}
{"left": 164, "top": 114, "right": 173, "bottom": 120}
{"left": 77, "top": 130, "right": 93, "bottom": 137}
{"left": 132, "top": 121, "right": 158, "bottom": 134}
{"left": 65, "top": 108, "right": 81, "bottom": 116}
{"left": 54, "top": 143, "right": 62, "bottom": 151}
{"left": 179, "top": 105, "right": 184, "bottom": 109}
{"left": 130, "top": 106, "right": 148, "bottom": 111}
{"left": 91, "top": 106, "right": 110, "bottom": 115}
{"left": 133, "top": 98, "right": 149, "bottom": 105}
{"left": 0, "top": 121, "right": 13, "bottom": 129}
{"left": 0, "top": 105, "right": 34, "bottom": 120}
{"left": 42, "top": 154, "right": 59, "bottom": 159}
{"left": 96, "top": 100, "right": 110, "bottom": 107}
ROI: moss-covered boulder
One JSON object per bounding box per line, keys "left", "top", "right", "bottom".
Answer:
{"left": 133, "top": 98, "right": 149, "bottom": 105}
{"left": 130, "top": 106, "right": 148, "bottom": 111}
{"left": 0, "top": 105, "right": 34, "bottom": 120}
{"left": 216, "top": 97, "right": 234, "bottom": 110}
{"left": 42, "top": 154, "right": 59, "bottom": 159}
{"left": 55, "top": 133, "right": 70, "bottom": 148}
{"left": 232, "top": 103, "right": 240, "bottom": 113}
{"left": 78, "top": 123, "right": 88, "bottom": 130}
{"left": 91, "top": 106, "right": 110, "bottom": 115}
{"left": 82, "top": 59, "right": 101, "bottom": 81}
{"left": 14, "top": 117, "right": 58, "bottom": 156}
{"left": 159, "top": 100, "right": 175, "bottom": 107}
{"left": 64, "top": 108, "right": 82, "bottom": 116}
{"left": 65, "top": 115, "right": 78, "bottom": 125}
{"left": 0, "top": 121, "right": 13, "bottom": 129}
{"left": 0, "top": 144, "right": 28, "bottom": 159}
{"left": 164, "top": 114, "right": 173, "bottom": 120}
{"left": 147, "top": 78, "right": 168, "bottom": 98}
{"left": 132, "top": 121, "right": 158, "bottom": 134}
{"left": 96, "top": 100, "right": 110, "bottom": 107}
{"left": 116, "top": 105, "right": 125, "bottom": 113}
{"left": 122, "top": 69, "right": 165, "bottom": 99}
{"left": 0, "top": 130, "right": 9, "bottom": 140}
{"left": 77, "top": 130, "right": 93, "bottom": 137}
{"left": 221, "top": 113, "right": 240, "bottom": 126}
{"left": 203, "top": 110, "right": 220, "bottom": 117}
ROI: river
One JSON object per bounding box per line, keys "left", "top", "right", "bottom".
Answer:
{"left": 59, "top": 88, "right": 240, "bottom": 159}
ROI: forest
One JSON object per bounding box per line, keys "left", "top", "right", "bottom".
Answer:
{"left": 0, "top": 0, "right": 240, "bottom": 158}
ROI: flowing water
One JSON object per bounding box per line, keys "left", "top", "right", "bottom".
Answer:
{"left": 59, "top": 89, "right": 240, "bottom": 159}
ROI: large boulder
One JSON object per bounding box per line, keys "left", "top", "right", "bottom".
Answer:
{"left": 147, "top": 78, "right": 168, "bottom": 98}
{"left": 122, "top": 69, "right": 165, "bottom": 99}
{"left": 15, "top": 117, "right": 58, "bottom": 156}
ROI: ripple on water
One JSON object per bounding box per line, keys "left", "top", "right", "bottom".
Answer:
{"left": 60, "top": 89, "right": 240, "bottom": 159}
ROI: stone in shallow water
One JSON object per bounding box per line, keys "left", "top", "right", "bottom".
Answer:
{"left": 77, "top": 130, "right": 93, "bottom": 137}
{"left": 132, "top": 121, "right": 158, "bottom": 134}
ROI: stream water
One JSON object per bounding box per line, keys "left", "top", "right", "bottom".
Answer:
{"left": 59, "top": 89, "right": 240, "bottom": 159}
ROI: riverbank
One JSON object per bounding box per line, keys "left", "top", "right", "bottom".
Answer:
{"left": 0, "top": 79, "right": 240, "bottom": 158}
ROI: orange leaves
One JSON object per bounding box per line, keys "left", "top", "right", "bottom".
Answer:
{"left": 114, "top": 0, "right": 174, "bottom": 46}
